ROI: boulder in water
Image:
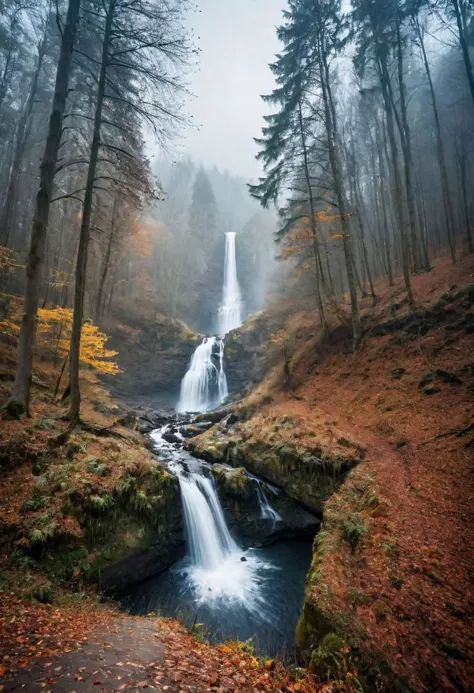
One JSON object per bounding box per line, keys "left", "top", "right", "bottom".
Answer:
{"left": 162, "top": 431, "right": 182, "bottom": 445}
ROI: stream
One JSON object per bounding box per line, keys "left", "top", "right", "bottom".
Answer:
{"left": 124, "top": 231, "right": 313, "bottom": 657}
{"left": 123, "top": 424, "right": 313, "bottom": 658}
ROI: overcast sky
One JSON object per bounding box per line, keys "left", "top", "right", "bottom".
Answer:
{"left": 172, "top": 0, "right": 288, "bottom": 181}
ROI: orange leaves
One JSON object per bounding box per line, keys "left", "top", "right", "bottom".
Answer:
{"left": 0, "top": 592, "right": 115, "bottom": 677}
{"left": 131, "top": 218, "right": 159, "bottom": 259}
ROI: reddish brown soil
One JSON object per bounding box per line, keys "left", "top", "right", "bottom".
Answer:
{"left": 245, "top": 255, "right": 474, "bottom": 692}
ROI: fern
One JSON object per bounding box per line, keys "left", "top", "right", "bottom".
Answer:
{"left": 28, "top": 521, "right": 57, "bottom": 546}
{"left": 88, "top": 494, "right": 114, "bottom": 514}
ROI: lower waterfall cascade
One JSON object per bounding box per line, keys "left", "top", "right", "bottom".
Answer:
{"left": 124, "top": 422, "right": 313, "bottom": 655}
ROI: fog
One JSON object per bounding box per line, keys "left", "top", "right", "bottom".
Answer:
{"left": 180, "top": 0, "right": 287, "bottom": 178}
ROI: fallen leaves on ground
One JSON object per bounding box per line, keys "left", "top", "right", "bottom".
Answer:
{"left": 0, "top": 592, "right": 116, "bottom": 676}
{"left": 152, "top": 619, "right": 357, "bottom": 692}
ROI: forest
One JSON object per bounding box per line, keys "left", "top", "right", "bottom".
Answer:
{"left": 0, "top": 0, "right": 473, "bottom": 692}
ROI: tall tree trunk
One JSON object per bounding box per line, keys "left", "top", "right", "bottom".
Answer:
{"left": 458, "top": 140, "right": 474, "bottom": 254}
{"left": 415, "top": 17, "right": 457, "bottom": 262}
{"left": 377, "top": 47, "right": 414, "bottom": 308}
{"left": 297, "top": 101, "right": 327, "bottom": 330}
{"left": 4, "top": 0, "right": 81, "bottom": 419}
{"left": 451, "top": 0, "right": 474, "bottom": 107}
{"left": 0, "top": 33, "right": 47, "bottom": 246}
{"left": 68, "top": 2, "right": 113, "bottom": 423}
{"left": 95, "top": 197, "right": 118, "bottom": 320}
{"left": 395, "top": 21, "right": 422, "bottom": 271}
{"left": 374, "top": 115, "right": 394, "bottom": 285}
{"left": 320, "top": 51, "right": 360, "bottom": 349}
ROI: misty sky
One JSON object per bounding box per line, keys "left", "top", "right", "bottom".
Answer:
{"left": 178, "top": 0, "right": 288, "bottom": 181}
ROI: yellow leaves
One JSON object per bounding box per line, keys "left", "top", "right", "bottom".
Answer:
{"left": 0, "top": 246, "right": 24, "bottom": 272}
{"left": 37, "top": 308, "right": 121, "bottom": 376}
{"left": 0, "top": 246, "right": 14, "bottom": 270}
{"left": 48, "top": 269, "right": 71, "bottom": 289}
{"left": 2, "top": 302, "right": 120, "bottom": 376}
{"left": 0, "top": 319, "right": 20, "bottom": 337}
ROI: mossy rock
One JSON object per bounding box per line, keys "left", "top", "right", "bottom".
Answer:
{"left": 309, "top": 633, "right": 345, "bottom": 677}
{"left": 211, "top": 464, "right": 253, "bottom": 499}
{"left": 296, "top": 600, "right": 334, "bottom": 659}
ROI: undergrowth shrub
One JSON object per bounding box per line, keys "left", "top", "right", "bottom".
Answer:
{"left": 21, "top": 487, "right": 46, "bottom": 512}
{"left": 342, "top": 514, "right": 368, "bottom": 552}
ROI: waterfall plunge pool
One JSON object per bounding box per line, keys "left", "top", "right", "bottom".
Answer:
{"left": 122, "top": 423, "right": 314, "bottom": 659}
{"left": 123, "top": 539, "right": 312, "bottom": 659}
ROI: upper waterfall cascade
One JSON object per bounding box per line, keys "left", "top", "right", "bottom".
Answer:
{"left": 176, "top": 231, "right": 243, "bottom": 414}
{"left": 217, "top": 232, "right": 242, "bottom": 335}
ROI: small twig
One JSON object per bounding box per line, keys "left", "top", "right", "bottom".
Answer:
{"left": 420, "top": 422, "right": 474, "bottom": 446}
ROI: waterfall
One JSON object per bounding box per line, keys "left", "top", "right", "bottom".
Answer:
{"left": 150, "top": 426, "right": 270, "bottom": 607}
{"left": 176, "top": 336, "right": 227, "bottom": 413}
{"left": 179, "top": 474, "right": 237, "bottom": 569}
{"left": 176, "top": 231, "right": 242, "bottom": 414}
{"left": 217, "top": 232, "right": 242, "bottom": 335}
{"left": 255, "top": 479, "right": 282, "bottom": 522}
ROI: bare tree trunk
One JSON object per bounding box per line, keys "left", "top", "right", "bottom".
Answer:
{"left": 95, "top": 197, "right": 118, "bottom": 320}
{"left": 4, "top": 0, "right": 81, "bottom": 419}
{"left": 320, "top": 52, "right": 360, "bottom": 348}
{"left": 68, "top": 1, "right": 113, "bottom": 423}
{"left": 395, "top": 20, "right": 422, "bottom": 271}
{"left": 0, "top": 33, "right": 47, "bottom": 246}
{"left": 451, "top": 0, "right": 474, "bottom": 107}
{"left": 415, "top": 17, "right": 457, "bottom": 263}
{"left": 458, "top": 139, "right": 474, "bottom": 254}
{"left": 374, "top": 115, "right": 394, "bottom": 286}
{"left": 297, "top": 101, "right": 327, "bottom": 330}
{"left": 377, "top": 48, "right": 414, "bottom": 308}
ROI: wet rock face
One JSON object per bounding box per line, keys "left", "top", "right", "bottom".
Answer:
{"left": 100, "top": 514, "right": 185, "bottom": 595}
{"left": 210, "top": 463, "right": 320, "bottom": 546}
{"left": 92, "top": 465, "right": 185, "bottom": 595}
{"left": 189, "top": 427, "right": 361, "bottom": 517}
{"left": 223, "top": 311, "right": 287, "bottom": 394}
{"left": 103, "top": 315, "right": 202, "bottom": 400}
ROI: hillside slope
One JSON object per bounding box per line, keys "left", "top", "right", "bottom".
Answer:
{"left": 191, "top": 256, "right": 474, "bottom": 692}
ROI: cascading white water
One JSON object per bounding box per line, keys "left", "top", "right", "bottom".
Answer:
{"left": 176, "top": 336, "right": 227, "bottom": 413}
{"left": 168, "top": 231, "right": 272, "bottom": 608}
{"left": 255, "top": 480, "right": 282, "bottom": 522}
{"left": 150, "top": 427, "right": 270, "bottom": 608}
{"left": 180, "top": 474, "right": 237, "bottom": 569}
{"left": 218, "top": 232, "right": 242, "bottom": 335}
{"left": 176, "top": 231, "right": 241, "bottom": 414}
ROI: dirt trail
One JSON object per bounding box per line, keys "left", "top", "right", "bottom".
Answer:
{"left": 0, "top": 616, "right": 328, "bottom": 693}
{"left": 1, "top": 618, "right": 169, "bottom": 693}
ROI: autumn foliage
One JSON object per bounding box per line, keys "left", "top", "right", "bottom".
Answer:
{"left": 0, "top": 296, "right": 120, "bottom": 376}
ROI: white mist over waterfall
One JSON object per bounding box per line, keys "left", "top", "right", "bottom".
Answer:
{"left": 176, "top": 231, "right": 242, "bottom": 414}
{"left": 218, "top": 232, "right": 242, "bottom": 335}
